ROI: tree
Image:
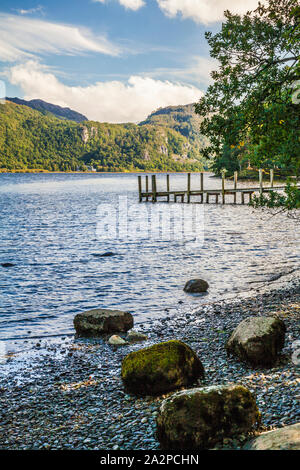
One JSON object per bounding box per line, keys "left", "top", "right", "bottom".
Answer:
{"left": 195, "top": 0, "right": 300, "bottom": 167}
{"left": 195, "top": 0, "right": 300, "bottom": 212}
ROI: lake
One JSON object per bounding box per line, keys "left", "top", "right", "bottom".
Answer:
{"left": 0, "top": 172, "right": 299, "bottom": 351}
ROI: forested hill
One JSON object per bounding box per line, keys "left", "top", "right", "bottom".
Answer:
{"left": 6, "top": 97, "right": 87, "bottom": 123}
{"left": 0, "top": 101, "right": 208, "bottom": 172}
{"left": 140, "top": 104, "right": 206, "bottom": 143}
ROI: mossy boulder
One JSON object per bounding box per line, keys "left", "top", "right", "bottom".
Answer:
{"left": 121, "top": 340, "right": 204, "bottom": 396}
{"left": 157, "top": 384, "right": 260, "bottom": 449}
{"left": 184, "top": 279, "right": 209, "bottom": 293}
{"left": 226, "top": 316, "right": 286, "bottom": 366}
{"left": 243, "top": 423, "right": 300, "bottom": 450}
{"left": 73, "top": 308, "right": 133, "bottom": 337}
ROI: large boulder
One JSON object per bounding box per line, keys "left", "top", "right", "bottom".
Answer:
{"left": 121, "top": 340, "right": 204, "bottom": 396}
{"left": 73, "top": 308, "right": 133, "bottom": 337}
{"left": 244, "top": 423, "right": 300, "bottom": 450}
{"left": 226, "top": 316, "right": 286, "bottom": 366}
{"left": 157, "top": 384, "right": 259, "bottom": 449}
{"left": 183, "top": 279, "right": 209, "bottom": 293}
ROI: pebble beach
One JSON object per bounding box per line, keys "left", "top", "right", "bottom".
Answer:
{"left": 0, "top": 274, "right": 299, "bottom": 451}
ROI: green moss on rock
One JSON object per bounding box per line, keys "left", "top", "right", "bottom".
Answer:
{"left": 121, "top": 340, "right": 204, "bottom": 396}
{"left": 157, "top": 384, "right": 260, "bottom": 449}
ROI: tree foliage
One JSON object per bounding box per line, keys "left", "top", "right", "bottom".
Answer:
{"left": 195, "top": 0, "right": 300, "bottom": 211}
{"left": 195, "top": 0, "right": 300, "bottom": 169}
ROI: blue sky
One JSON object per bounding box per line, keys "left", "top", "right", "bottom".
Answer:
{"left": 0, "top": 1, "right": 260, "bottom": 122}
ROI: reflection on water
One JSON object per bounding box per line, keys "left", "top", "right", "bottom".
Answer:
{"left": 0, "top": 172, "right": 299, "bottom": 348}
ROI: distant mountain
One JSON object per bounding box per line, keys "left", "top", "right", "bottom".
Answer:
{"left": 140, "top": 103, "right": 207, "bottom": 144}
{"left": 6, "top": 97, "right": 87, "bottom": 123}
{"left": 0, "top": 101, "right": 208, "bottom": 172}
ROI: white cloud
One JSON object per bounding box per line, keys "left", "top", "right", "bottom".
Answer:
{"left": 156, "top": 0, "right": 261, "bottom": 24}
{"left": 119, "top": 0, "right": 145, "bottom": 10}
{"left": 147, "top": 56, "right": 218, "bottom": 85}
{"left": 0, "top": 13, "right": 120, "bottom": 62}
{"left": 14, "top": 5, "right": 45, "bottom": 16}
{"left": 6, "top": 60, "right": 203, "bottom": 122}
{"left": 93, "top": 0, "right": 145, "bottom": 11}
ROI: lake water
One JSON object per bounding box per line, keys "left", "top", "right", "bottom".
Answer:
{"left": 0, "top": 172, "right": 299, "bottom": 351}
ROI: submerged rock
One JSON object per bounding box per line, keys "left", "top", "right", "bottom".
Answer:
{"left": 108, "top": 335, "right": 127, "bottom": 346}
{"left": 226, "top": 316, "right": 286, "bottom": 366}
{"left": 92, "top": 252, "right": 116, "bottom": 257}
{"left": 127, "top": 330, "right": 148, "bottom": 343}
{"left": 244, "top": 423, "right": 300, "bottom": 450}
{"left": 73, "top": 308, "right": 133, "bottom": 337}
{"left": 121, "top": 340, "right": 204, "bottom": 396}
{"left": 157, "top": 384, "right": 259, "bottom": 449}
{"left": 183, "top": 279, "right": 209, "bottom": 293}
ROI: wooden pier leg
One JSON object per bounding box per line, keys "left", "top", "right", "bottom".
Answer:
{"left": 270, "top": 169, "right": 274, "bottom": 188}
{"left": 206, "top": 193, "right": 209, "bottom": 204}
{"left": 234, "top": 171, "right": 238, "bottom": 204}
{"left": 145, "top": 175, "right": 149, "bottom": 201}
{"left": 221, "top": 170, "right": 226, "bottom": 204}
{"left": 152, "top": 175, "right": 157, "bottom": 203}
{"left": 187, "top": 172, "right": 191, "bottom": 203}
{"left": 241, "top": 192, "right": 245, "bottom": 205}
{"left": 138, "top": 175, "right": 142, "bottom": 202}
{"left": 166, "top": 174, "right": 170, "bottom": 202}
{"left": 259, "top": 169, "right": 263, "bottom": 195}
{"left": 216, "top": 194, "right": 219, "bottom": 204}
{"left": 200, "top": 172, "right": 204, "bottom": 204}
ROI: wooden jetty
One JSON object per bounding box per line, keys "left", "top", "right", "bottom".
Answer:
{"left": 137, "top": 170, "right": 300, "bottom": 204}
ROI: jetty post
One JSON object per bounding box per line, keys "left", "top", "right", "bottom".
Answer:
{"left": 187, "top": 173, "right": 191, "bottom": 203}
{"left": 270, "top": 169, "right": 274, "bottom": 188}
{"left": 138, "top": 175, "right": 142, "bottom": 202}
{"left": 152, "top": 174, "right": 157, "bottom": 203}
{"left": 221, "top": 169, "right": 226, "bottom": 204}
{"left": 166, "top": 174, "right": 170, "bottom": 202}
{"left": 200, "top": 172, "right": 204, "bottom": 203}
{"left": 259, "top": 169, "right": 263, "bottom": 195}
{"left": 234, "top": 171, "right": 238, "bottom": 204}
{"left": 145, "top": 175, "right": 149, "bottom": 201}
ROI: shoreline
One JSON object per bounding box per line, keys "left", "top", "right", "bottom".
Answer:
{"left": 0, "top": 170, "right": 210, "bottom": 175}
{"left": 0, "top": 276, "right": 299, "bottom": 450}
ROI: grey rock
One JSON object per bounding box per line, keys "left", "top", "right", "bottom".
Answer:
{"left": 184, "top": 279, "right": 209, "bottom": 293}
{"left": 73, "top": 308, "right": 133, "bottom": 337}
{"left": 226, "top": 316, "right": 286, "bottom": 366}
{"left": 108, "top": 335, "right": 127, "bottom": 346}
{"left": 157, "top": 384, "right": 259, "bottom": 449}
{"left": 244, "top": 423, "right": 300, "bottom": 450}
{"left": 127, "top": 330, "right": 148, "bottom": 343}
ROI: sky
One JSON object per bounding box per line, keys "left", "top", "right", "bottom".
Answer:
{"left": 0, "top": 0, "right": 261, "bottom": 122}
